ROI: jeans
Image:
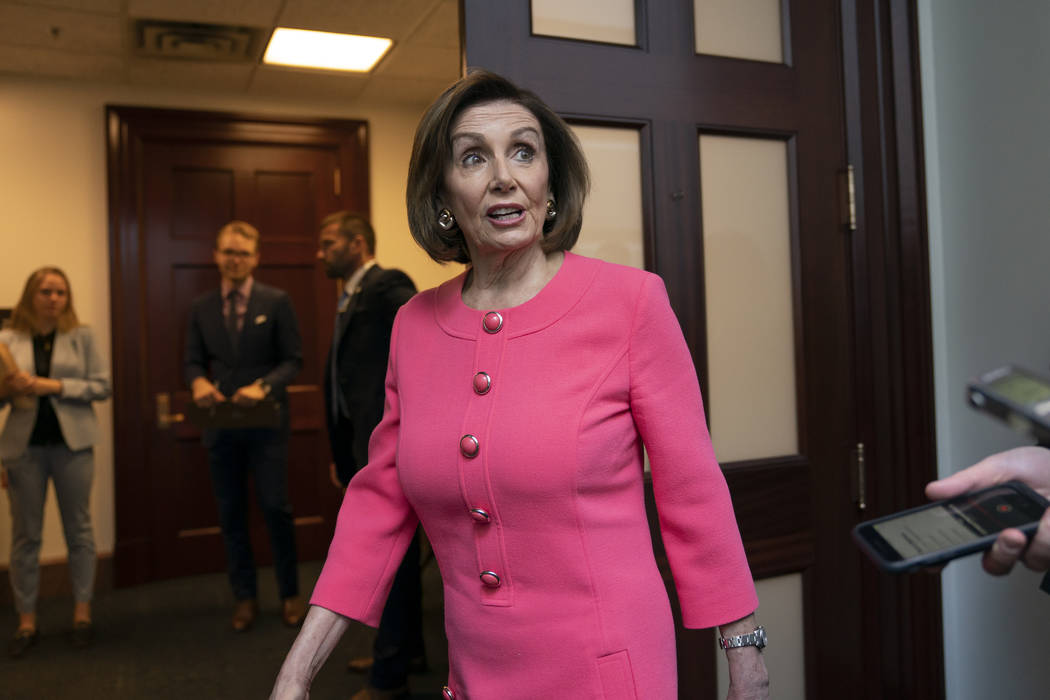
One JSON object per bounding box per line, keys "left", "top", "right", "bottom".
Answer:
{"left": 207, "top": 426, "right": 298, "bottom": 601}
{"left": 4, "top": 445, "right": 97, "bottom": 614}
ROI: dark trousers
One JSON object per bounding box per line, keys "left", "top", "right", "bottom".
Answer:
{"left": 207, "top": 426, "right": 298, "bottom": 601}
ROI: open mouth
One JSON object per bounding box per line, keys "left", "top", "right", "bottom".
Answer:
{"left": 487, "top": 206, "right": 524, "bottom": 223}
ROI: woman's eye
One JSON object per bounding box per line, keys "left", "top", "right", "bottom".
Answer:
{"left": 515, "top": 145, "right": 536, "bottom": 162}
{"left": 461, "top": 152, "right": 482, "bottom": 166}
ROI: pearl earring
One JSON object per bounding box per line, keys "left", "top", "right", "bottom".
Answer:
{"left": 545, "top": 199, "right": 557, "bottom": 221}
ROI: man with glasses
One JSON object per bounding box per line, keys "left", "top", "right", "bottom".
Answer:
{"left": 185, "top": 220, "right": 305, "bottom": 632}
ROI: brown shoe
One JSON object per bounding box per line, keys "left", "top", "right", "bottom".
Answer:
{"left": 281, "top": 596, "right": 306, "bottom": 627}
{"left": 349, "top": 684, "right": 410, "bottom": 700}
{"left": 231, "top": 599, "right": 258, "bottom": 632}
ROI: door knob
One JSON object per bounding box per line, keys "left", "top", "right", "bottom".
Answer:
{"left": 156, "top": 392, "right": 185, "bottom": 430}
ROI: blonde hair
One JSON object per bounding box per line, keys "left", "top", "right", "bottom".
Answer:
{"left": 6, "top": 266, "right": 80, "bottom": 333}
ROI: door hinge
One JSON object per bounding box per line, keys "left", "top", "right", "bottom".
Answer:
{"left": 333, "top": 167, "right": 342, "bottom": 197}
{"left": 841, "top": 164, "right": 857, "bottom": 231}
{"left": 852, "top": 441, "right": 867, "bottom": 511}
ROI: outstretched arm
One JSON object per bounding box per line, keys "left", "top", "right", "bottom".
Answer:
{"left": 270, "top": 605, "right": 351, "bottom": 699}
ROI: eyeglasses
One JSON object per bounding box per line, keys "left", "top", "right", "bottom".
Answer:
{"left": 218, "top": 249, "right": 254, "bottom": 259}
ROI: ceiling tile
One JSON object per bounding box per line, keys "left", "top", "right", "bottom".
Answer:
{"left": 0, "top": 43, "right": 124, "bottom": 80}
{"left": 127, "top": 56, "right": 253, "bottom": 90}
{"left": 277, "top": 0, "right": 441, "bottom": 39}
{"left": 249, "top": 64, "right": 369, "bottom": 101}
{"left": 378, "top": 44, "right": 459, "bottom": 81}
{"left": 26, "top": 0, "right": 122, "bottom": 12}
{"left": 0, "top": 3, "right": 124, "bottom": 52}
{"left": 128, "top": 0, "right": 282, "bottom": 28}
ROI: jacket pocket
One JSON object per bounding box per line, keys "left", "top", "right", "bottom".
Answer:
{"left": 596, "top": 649, "right": 638, "bottom": 700}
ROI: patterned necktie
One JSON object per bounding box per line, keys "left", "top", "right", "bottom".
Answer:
{"left": 226, "top": 290, "right": 240, "bottom": 355}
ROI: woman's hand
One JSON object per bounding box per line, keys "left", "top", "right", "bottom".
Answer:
{"left": 8, "top": 372, "right": 62, "bottom": 396}
{"left": 726, "top": 646, "right": 769, "bottom": 700}
{"left": 720, "top": 614, "right": 769, "bottom": 700}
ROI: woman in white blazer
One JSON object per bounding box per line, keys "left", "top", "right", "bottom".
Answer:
{"left": 0, "top": 267, "right": 110, "bottom": 658}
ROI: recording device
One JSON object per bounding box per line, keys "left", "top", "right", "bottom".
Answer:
{"left": 852, "top": 481, "right": 1049, "bottom": 573}
{"left": 967, "top": 365, "right": 1050, "bottom": 444}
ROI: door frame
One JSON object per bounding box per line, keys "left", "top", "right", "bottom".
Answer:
{"left": 841, "top": 1, "right": 944, "bottom": 697}
{"left": 104, "top": 106, "right": 370, "bottom": 586}
{"left": 460, "top": 0, "right": 941, "bottom": 697}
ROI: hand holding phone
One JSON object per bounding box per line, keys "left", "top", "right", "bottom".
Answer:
{"left": 853, "top": 479, "right": 1049, "bottom": 574}
{"left": 926, "top": 446, "right": 1050, "bottom": 575}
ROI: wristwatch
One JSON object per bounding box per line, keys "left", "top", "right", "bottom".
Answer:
{"left": 718, "top": 626, "right": 767, "bottom": 651}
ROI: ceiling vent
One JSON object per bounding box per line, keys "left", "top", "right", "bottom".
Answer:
{"left": 134, "top": 19, "right": 261, "bottom": 61}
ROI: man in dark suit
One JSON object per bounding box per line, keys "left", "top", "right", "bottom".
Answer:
{"left": 185, "top": 220, "right": 305, "bottom": 633}
{"left": 317, "top": 211, "right": 421, "bottom": 700}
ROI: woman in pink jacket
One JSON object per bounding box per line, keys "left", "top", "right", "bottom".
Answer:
{"left": 272, "top": 70, "right": 768, "bottom": 700}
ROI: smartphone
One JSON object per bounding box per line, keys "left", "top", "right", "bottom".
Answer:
{"left": 852, "top": 481, "right": 1049, "bottom": 573}
{"left": 967, "top": 365, "right": 1050, "bottom": 444}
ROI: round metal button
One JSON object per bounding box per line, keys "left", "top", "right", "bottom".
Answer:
{"left": 459, "top": 434, "right": 479, "bottom": 458}
{"left": 472, "top": 371, "right": 491, "bottom": 395}
{"left": 482, "top": 311, "right": 503, "bottom": 333}
{"left": 469, "top": 507, "right": 491, "bottom": 523}
{"left": 442, "top": 687, "right": 455, "bottom": 700}
{"left": 479, "top": 571, "right": 501, "bottom": 588}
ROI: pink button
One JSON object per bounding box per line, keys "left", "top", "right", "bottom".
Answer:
{"left": 469, "top": 507, "right": 491, "bottom": 523}
{"left": 442, "top": 687, "right": 455, "bottom": 700}
{"left": 473, "top": 371, "right": 491, "bottom": 395}
{"left": 479, "top": 571, "right": 501, "bottom": 587}
{"left": 460, "top": 434, "right": 479, "bottom": 458}
{"left": 482, "top": 311, "right": 503, "bottom": 333}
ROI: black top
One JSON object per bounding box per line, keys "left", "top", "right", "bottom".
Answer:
{"left": 29, "top": 330, "right": 65, "bottom": 446}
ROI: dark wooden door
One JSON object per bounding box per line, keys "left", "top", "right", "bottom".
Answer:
{"left": 107, "top": 107, "right": 369, "bottom": 585}
{"left": 463, "top": 1, "right": 939, "bottom": 698}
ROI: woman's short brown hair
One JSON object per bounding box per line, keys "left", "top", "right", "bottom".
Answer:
{"left": 6, "top": 266, "right": 80, "bottom": 333}
{"left": 407, "top": 69, "right": 591, "bottom": 264}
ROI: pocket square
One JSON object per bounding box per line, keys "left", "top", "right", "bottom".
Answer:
{"left": 254, "top": 314, "right": 267, "bottom": 325}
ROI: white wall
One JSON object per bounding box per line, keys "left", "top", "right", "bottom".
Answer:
{"left": 0, "top": 75, "right": 459, "bottom": 568}
{"left": 920, "top": 1, "right": 1050, "bottom": 698}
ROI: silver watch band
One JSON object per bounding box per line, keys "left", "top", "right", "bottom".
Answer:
{"left": 718, "top": 625, "right": 767, "bottom": 651}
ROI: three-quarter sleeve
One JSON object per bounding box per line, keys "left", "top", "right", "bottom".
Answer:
{"left": 310, "top": 310, "right": 420, "bottom": 626}
{"left": 628, "top": 274, "right": 758, "bottom": 628}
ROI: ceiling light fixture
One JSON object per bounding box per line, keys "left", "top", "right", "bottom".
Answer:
{"left": 263, "top": 28, "right": 393, "bottom": 72}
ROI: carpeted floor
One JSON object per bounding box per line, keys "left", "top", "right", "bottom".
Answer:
{"left": 0, "top": 559, "right": 448, "bottom": 700}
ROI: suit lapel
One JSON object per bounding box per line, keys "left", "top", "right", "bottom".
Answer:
{"left": 334, "top": 265, "right": 380, "bottom": 351}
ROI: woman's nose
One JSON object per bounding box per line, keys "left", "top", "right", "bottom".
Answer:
{"left": 489, "top": 158, "right": 515, "bottom": 191}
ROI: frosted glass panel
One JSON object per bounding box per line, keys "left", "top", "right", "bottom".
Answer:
{"left": 700, "top": 134, "right": 797, "bottom": 462}
{"left": 571, "top": 125, "right": 644, "bottom": 270}
{"left": 716, "top": 574, "right": 806, "bottom": 700}
{"left": 695, "top": 0, "right": 784, "bottom": 63}
{"left": 532, "top": 0, "right": 636, "bottom": 46}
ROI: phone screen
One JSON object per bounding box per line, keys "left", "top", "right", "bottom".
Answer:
{"left": 872, "top": 486, "right": 1046, "bottom": 560}
{"left": 986, "top": 371, "right": 1050, "bottom": 410}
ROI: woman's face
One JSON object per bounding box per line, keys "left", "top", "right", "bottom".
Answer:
{"left": 33, "top": 273, "right": 69, "bottom": 325}
{"left": 441, "top": 100, "right": 551, "bottom": 261}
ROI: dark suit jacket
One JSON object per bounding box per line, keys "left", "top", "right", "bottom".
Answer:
{"left": 185, "top": 280, "right": 303, "bottom": 441}
{"left": 325, "top": 265, "right": 416, "bottom": 482}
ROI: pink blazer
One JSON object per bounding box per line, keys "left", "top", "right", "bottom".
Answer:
{"left": 312, "top": 252, "right": 757, "bottom": 699}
